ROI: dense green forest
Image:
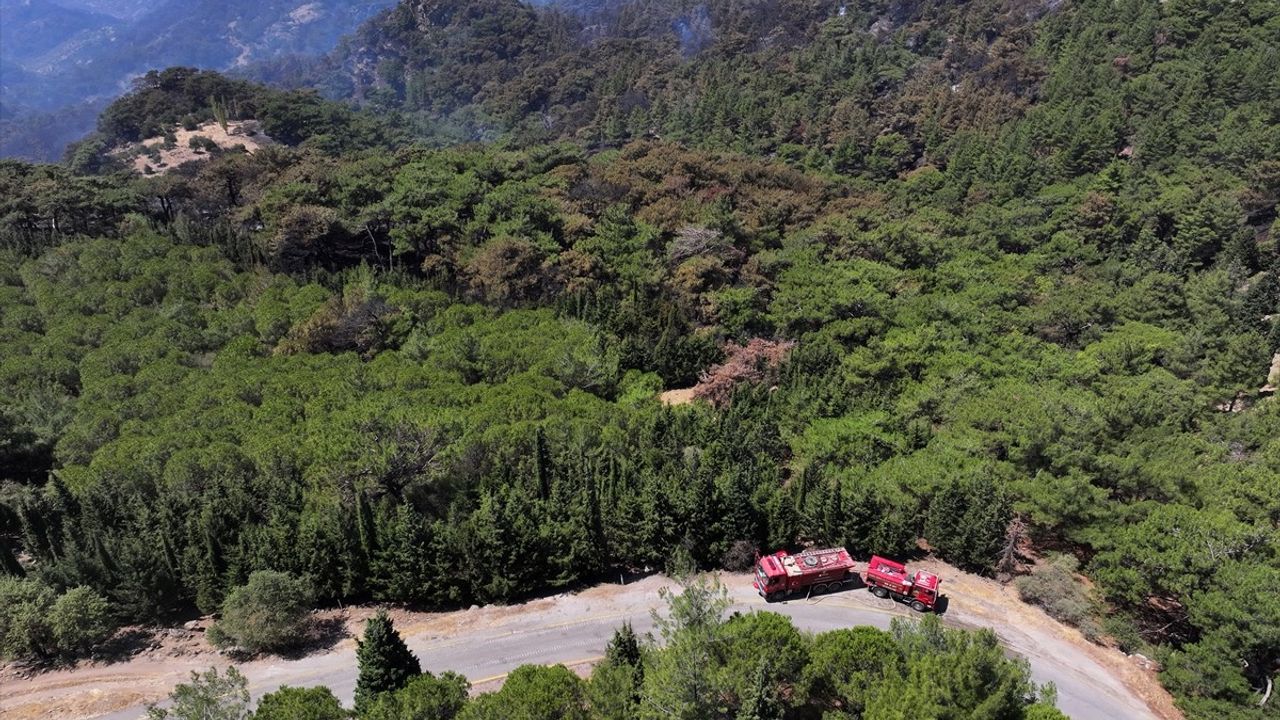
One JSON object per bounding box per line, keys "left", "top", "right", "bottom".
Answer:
{"left": 146, "top": 578, "right": 1068, "bottom": 720}
{"left": 1, "top": 0, "right": 1278, "bottom": 717}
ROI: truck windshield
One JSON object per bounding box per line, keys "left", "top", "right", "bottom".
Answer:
{"left": 755, "top": 565, "right": 769, "bottom": 587}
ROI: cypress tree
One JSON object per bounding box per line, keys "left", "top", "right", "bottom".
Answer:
{"left": 354, "top": 611, "right": 421, "bottom": 713}
{"left": 209, "top": 95, "right": 229, "bottom": 133}
{"left": 533, "top": 427, "right": 552, "bottom": 500}
{"left": 820, "top": 476, "right": 845, "bottom": 548}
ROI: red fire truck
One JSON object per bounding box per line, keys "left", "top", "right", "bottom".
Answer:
{"left": 753, "top": 547, "right": 858, "bottom": 601}
{"left": 863, "top": 555, "right": 940, "bottom": 612}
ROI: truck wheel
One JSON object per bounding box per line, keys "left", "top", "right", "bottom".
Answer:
{"left": 870, "top": 586, "right": 889, "bottom": 599}
{"left": 766, "top": 592, "right": 783, "bottom": 603}
{"left": 812, "top": 584, "right": 828, "bottom": 595}
{"left": 911, "top": 600, "right": 928, "bottom": 613}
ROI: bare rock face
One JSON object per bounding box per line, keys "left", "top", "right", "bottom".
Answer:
{"left": 405, "top": 0, "right": 518, "bottom": 32}
{"left": 1262, "top": 353, "right": 1280, "bottom": 395}
{"left": 408, "top": 0, "right": 461, "bottom": 29}
{"left": 1129, "top": 653, "right": 1160, "bottom": 672}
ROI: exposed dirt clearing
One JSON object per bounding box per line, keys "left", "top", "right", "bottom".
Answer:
{"left": 659, "top": 387, "right": 698, "bottom": 405}
{"left": 115, "top": 120, "right": 275, "bottom": 175}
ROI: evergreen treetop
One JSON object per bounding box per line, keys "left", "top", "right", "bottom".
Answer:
{"left": 354, "top": 611, "right": 422, "bottom": 714}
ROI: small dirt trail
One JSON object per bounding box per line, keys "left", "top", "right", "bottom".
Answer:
{"left": 0, "top": 568, "right": 1178, "bottom": 720}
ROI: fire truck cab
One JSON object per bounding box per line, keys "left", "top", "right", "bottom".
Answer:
{"left": 863, "top": 555, "right": 940, "bottom": 612}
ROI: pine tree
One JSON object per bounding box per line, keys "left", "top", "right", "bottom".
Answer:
{"left": 605, "top": 622, "right": 642, "bottom": 669}
{"left": 605, "top": 622, "right": 644, "bottom": 704}
{"left": 354, "top": 611, "right": 421, "bottom": 713}
{"left": 1241, "top": 272, "right": 1280, "bottom": 325}
{"left": 736, "top": 658, "right": 782, "bottom": 720}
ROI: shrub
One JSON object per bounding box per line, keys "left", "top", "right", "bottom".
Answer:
{"left": 211, "top": 571, "right": 313, "bottom": 654}
{"left": 49, "top": 586, "right": 114, "bottom": 656}
{"left": 188, "top": 136, "right": 220, "bottom": 154}
{"left": 1100, "top": 612, "right": 1148, "bottom": 655}
{"left": 1016, "top": 555, "right": 1103, "bottom": 640}
{"left": 253, "top": 686, "right": 347, "bottom": 720}
{"left": 0, "top": 579, "right": 115, "bottom": 661}
{"left": 0, "top": 577, "right": 55, "bottom": 660}
{"left": 458, "top": 665, "right": 586, "bottom": 720}
{"left": 147, "top": 666, "right": 250, "bottom": 720}
{"left": 364, "top": 672, "right": 469, "bottom": 720}
{"left": 720, "top": 540, "right": 758, "bottom": 571}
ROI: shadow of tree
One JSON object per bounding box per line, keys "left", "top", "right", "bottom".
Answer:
{"left": 92, "top": 627, "right": 159, "bottom": 664}
{"left": 934, "top": 595, "right": 950, "bottom": 615}
{"left": 275, "top": 616, "right": 350, "bottom": 660}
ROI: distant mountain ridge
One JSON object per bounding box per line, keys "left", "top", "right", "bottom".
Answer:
{"left": 0, "top": 0, "right": 396, "bottom": 161}
{"left": 49, "top": 0, "right": 155, "bottom": 19}
{"left": 245, "top": 0, "right": 1047, "bottom": 162}
{"left": 0, "top": 0, "right": 118, "bottom": 69}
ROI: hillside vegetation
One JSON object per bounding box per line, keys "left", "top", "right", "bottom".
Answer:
{"left": 1, "top": 0, "right": 1278, "bottom": 717}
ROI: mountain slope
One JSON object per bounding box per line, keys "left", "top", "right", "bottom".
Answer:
{"left": 297, "top": 0, "right": 1275, "bottom": 196}
{"left": 278, "top": 0, "right": 1047, "bottom": 160}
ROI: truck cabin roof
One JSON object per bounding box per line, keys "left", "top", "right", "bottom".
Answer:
{"left": 759, "top": 554, "right": 787, "bottom": 578}
{"left": 912, "top": 571, "right": 940, "bottom": 592}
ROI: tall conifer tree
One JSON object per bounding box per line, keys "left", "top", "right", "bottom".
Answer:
{"left": 354, "top": 611, "right": 421, "bottom": 713}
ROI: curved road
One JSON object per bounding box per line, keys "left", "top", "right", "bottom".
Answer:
{"left": 4, "top": 573, "right": 1163, "bottom": 720}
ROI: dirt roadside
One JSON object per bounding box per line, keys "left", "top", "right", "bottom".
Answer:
{"left": 0, "top": 566, "right": 1181, "bottom": 720}
{"left": 908, "top": 560, "right": 1182, "bottom": 720}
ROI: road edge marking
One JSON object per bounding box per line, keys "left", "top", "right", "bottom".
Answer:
{"left": 470, "top": 655, "right": 605, "bottom": 687}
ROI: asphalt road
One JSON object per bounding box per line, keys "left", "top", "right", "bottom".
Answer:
{"left": 15, "top": 571, "right": 1162, "bottom": 717}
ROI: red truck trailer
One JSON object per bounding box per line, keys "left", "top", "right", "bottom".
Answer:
{"left": 863, "top": 555, "right": 940, "bottom": 612}
{"left": 753, "top": 547, "right": 857, "bottom": 601}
